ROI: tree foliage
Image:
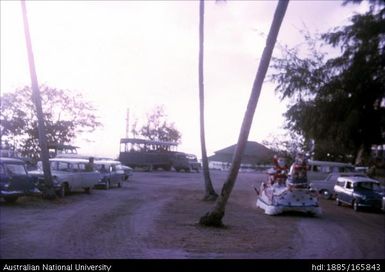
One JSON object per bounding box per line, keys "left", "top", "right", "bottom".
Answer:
{"left": 131, "top": 105, "right": 182, "bottom": 145}
{"left": 0, "top": 85, "right": 102, "bottom": 160}
{"left": 270, "top": 3, "right": 385, "bottom": 163}
{"left": 262, "top": 131, "right": 308, "bottom": 162}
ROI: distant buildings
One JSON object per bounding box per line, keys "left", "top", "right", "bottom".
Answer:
{"left": 208, "top": 141, "right": 275, "bottom": 171}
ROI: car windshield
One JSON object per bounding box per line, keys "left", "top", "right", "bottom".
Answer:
{"left": 4, "top": 163, "right": 27, "bottom": 176}
{"left": 355, "top": 182, "right": 382, "bottom": 192}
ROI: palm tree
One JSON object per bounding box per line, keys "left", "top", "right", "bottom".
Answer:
{"left": 199, "top": 0, "right": 289, "bottom": 226}
{"left": 21, "top": 0, "right": 55, "bottom": 198}
{"left": 199, "top": 0, "right": 218, "bottom": 201}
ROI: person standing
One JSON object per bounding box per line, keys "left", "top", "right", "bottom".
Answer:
{"left": 85, "top": 157, "right": 95, "bottom": 172}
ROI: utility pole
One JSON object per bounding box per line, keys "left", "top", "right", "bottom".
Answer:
{"left": 126, "top": 108, "right": 130, "bottom": 138}
{"left": 21, "top": 0, "right": 55, "bottom": 198}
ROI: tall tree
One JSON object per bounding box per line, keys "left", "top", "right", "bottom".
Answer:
{"left": 200, "top": 0, "right": 289, "bottom": 227}
{"left": 271, "top": 1, "right": 385, "bottom": 164}
{"left": 262, "top": 131, "right": 308, "bottom": 161}
{"left": 20, "top": 0, "right": 54, "bottom": 197}
{"left": 131, "top": 105, "right": 182, "bottom": 146}
{"left": 1, "top": 86, "right": 102, "bottom": 161}
{"left": 198, "top": 0, "right": 218, "bottom": 201}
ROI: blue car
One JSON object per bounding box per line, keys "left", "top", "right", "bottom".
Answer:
{"left": 334, "top": 176, "right": 384, "bottom": 212}
{"left": 0, "top": 157, "right": 40, "bottom": 203}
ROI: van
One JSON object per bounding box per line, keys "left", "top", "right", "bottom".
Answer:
{"left": 307, "top": 160, "right": 355, "bottom": 182}
{"left": 172, "top": 153, "right": 201, "bottom": 172}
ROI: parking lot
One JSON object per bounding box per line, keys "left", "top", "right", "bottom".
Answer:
{"left": 0, "top": 171, "right": 384, "bottom": 259}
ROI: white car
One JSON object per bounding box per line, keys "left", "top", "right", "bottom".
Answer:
{"left": 307, "top": 160, "right": 355, "bottom": 181}
{"left": 29, "top": 158, "right": 100, "bottom": 196}
{"left": 94, "top": 160, "right": 127, "bottom": 189}
{"left": 310, "top": 172, "right": 367, "bottom": 199}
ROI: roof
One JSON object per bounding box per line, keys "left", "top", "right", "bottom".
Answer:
{"left": 94, "top": 160, "right": 121, "bottom": 165}
{"left": 337, "top": 176, "right": 380, "bottom": 183}
{"left": 49, "top": 158, "right": 89, "bottom": 163}
{"left": 308, "top": 160, "right": 353, "bottom": 167}
{"left": 327, "top": 172, "right": 367, "bottom": 178}
{"left": 214, "top": 141, "right": 273, "bottom": 156}
{"left": 208, "top": 141, "right": 275, "bottom": 164}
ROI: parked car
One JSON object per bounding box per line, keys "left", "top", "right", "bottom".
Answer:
{"left": 354, "top": 166, "right": 369, "bottom": 174}
{"left": 307, "top": 160, "right": 355, "bottom": 182}
{"left": 116, "top": 164, "right": 133, "bottom": 181}
{"left": 0, "top": 157, "right": 40, "bottom": 202}
{"left": 29, "top": 158, "right": 100, "bottom": 196}
{"left": 310, "top": 172, "right": 368, "bottom": 200}
{"left": 0, "top": 148, "right": 35, "bottom": 170}
{"left": 383, "top": 194, "right": 385, "bottom": 212}
{"left": 334, "top": 176, "right": 384, "bottom": 212}
{"left": 172, "top": 153, "right": 201, "bottom": 173}
{"left": 94, "top": 160, "right": 126, "bottom": 189}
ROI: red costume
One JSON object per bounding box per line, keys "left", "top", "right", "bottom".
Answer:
{"left": 272, "top": 155, "right": 288, "bottom": 185}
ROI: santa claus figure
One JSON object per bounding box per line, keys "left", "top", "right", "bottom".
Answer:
{"left": 272, "top": 155, "right": 289, "bottom": 185}
{"left": 289, "top": 153, "right": 308, "bottom": 186}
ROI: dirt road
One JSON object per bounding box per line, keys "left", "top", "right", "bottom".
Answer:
{"left": 0, "top": 171, "right": 383, "bottom": 259}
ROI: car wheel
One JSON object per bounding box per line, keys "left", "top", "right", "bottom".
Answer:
{"left": 321, "top": 190, "right": 331, "bottom": 200}
{"left": 105, "top": 180, "right": 110, "bottom": 190}
{"left": 353, "top": 199, "right": 359, "bottom": 212}
{"left": 58, "top": 183, "right": 69, "bottom": 197}
{"left": 4, "top": 196, "right": 18, "bottom": 203}
{"left": 58, "top": 184, "right": 66, "bottom": 197}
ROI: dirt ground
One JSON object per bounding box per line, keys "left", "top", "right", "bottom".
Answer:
{"left": 0, "top": 171, "right": 384, "bottom": 259}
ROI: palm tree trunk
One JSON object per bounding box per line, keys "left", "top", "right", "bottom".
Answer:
{"left": 199, "top": 0, "right": 218, "bottom": 201}
{"left": 21, "top": 0, "right": 55, "bottom": 198}
{"left": 200, "top": 0, "right": 289, "bottom": 227}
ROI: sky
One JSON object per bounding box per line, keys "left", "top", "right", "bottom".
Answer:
{"left": 0, "top": 0, "right": 369, "bottom": 159}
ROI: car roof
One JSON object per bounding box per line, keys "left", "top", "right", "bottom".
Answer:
{"left": 0, "top": 157, "right": 25, "bottom": 164}
{"left": 329, "top": 172, "right": 367, "bottom": 177}
{"left": 49, "top": 158, "right": 89, "bottom": 163}
{"left": 308, "top": 160, "right": 353, "bottom": 167}
{"left": 337, "top": 176, "right": 379, "bottom": 183}
{"left": 94, "top": 160, "right": 121, "bottom": 165}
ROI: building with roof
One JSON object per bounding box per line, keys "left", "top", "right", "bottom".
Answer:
{"left": 208, "top": 141, "right": 276, "bottom": 171}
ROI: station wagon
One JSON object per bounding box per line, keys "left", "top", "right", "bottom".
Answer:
{"left": 1, "top": 157, "right": 40, "bottom": 202}
{"left": 29, "top": 158, "right": 100, "bottom": 196}
{"left": 334, "top": 176, "right": 384, "bottom": 211}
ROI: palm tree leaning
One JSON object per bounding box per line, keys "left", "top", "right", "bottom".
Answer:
{"left": 199, "top": 0, "right": 290, "bottom": 226}
{"left": 21, "top": 0, "right": 55, "bottom": 199}
{"left": 199, "top": 0, "right": 218, "bottom": 201}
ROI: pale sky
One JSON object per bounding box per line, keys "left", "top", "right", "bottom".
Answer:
{"left": 0, "top": 0, "right": 368, "bottom": 159}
